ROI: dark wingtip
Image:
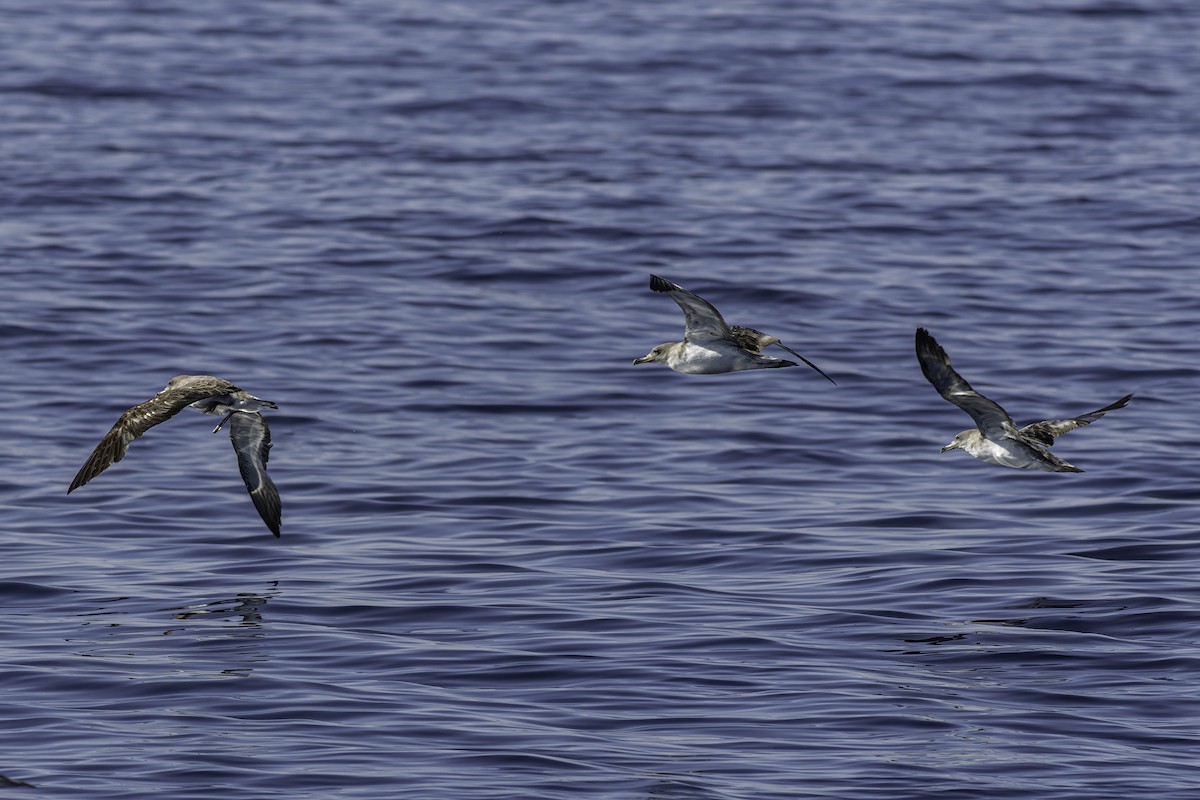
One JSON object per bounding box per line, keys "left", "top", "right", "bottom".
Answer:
{"left": 260, "top": 512, "right": 281, "bottom": 537}
{"left": 1089, "top": 393, "right": 1134, "bottom": 418}
{"left": 262, "top": 496, "right": 282, "bottom": 537}
{"left": 915, "top": 327, "right": 929, "bottom": 355}
{"left": 914, "top": 326, "right": 947, "bottom": 363}
{"left": 649, "top": 275, "right": 675, "bottom": 293}
{"left": 258, "top": 504, "right": 282, "bottom": 537}
{"left": 803, "top": 357, "right": 837, "bottom": 386}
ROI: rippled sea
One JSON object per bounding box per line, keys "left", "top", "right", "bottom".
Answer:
{"left": 3, "top": 1, "right": 1200, "bottom": 797}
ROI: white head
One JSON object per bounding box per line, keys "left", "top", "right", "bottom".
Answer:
{"left": 633, "top": 343, "right": 673, "bottom": 365}
{"left": 941, "top": 430, "right": 977, "bottom": 453}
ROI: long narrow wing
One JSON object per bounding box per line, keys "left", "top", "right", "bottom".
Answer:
{"left": 729, "top": 324, "right": 772, "bottom": 354}
{"left": 915, "top": 327, "right": 1018, "bottom": 441}
{"left": 229, "top": 412, "right": 282, "bottom": 537}
{"left": 68, "top": 382, "right": 235, "bottom": 493}
{"left": 1012, "top": 440, "right": 1085, "bottom": 472}
{"left": 1019, "top": 394, "right": 1133, "bottom": 447}
{"left": 732, "top": 325, "right": 836, "bottom": 385}
{"left": 649, "top": 275, "right": 732, "bottom": 345}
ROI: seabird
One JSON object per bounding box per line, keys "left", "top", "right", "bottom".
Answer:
{"left": 68, "top": 375, "right": 282, "bottom": 536}
{"left": 916, "top": 327, "right": 1131, "bottom": 473}
{"left": 633, "top": 274, "right": 835, "bottom": 381}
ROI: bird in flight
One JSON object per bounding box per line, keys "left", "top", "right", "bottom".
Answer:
{"left": 68, "top": 375, "right": 282, "bottom": 536}
{"left": 915, "top": 327, "right": 1131, "bottom": 472}
{"left": 634, "top": 274, "right": 835, "bottom": 382}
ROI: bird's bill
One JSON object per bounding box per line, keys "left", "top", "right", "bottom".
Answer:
{"left": 940, "top": 441, "right": 959, "bottom": 452}
{"left": 632, "top": 352, "right": 655, "bottom": 365}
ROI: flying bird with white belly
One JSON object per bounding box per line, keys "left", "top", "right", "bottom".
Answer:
{"left": 634, "top": 274, "right": 835, "bottom": 382}
{"left": 916, "top": 327, "right": 1131, "bottom": 473}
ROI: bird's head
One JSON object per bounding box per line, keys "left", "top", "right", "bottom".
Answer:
{"left": 941, "top": 431, "right": 972, "bottom": 453}
{"left": 633, "top": 344, "right": 670, "bottom": 365}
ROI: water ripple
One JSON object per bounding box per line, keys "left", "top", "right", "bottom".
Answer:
{"left": 1, "top": 0, "right": 1199, "bottom": 798}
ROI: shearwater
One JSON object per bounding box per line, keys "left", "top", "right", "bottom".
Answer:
{"left": 633, "top": 274, "right": 835, "bottom": 382}
{"left": 916, "top": 327, "right": 1131, "bottom": 473}
{"left": 68, "top": 375, "right": 282, "bottom": 536}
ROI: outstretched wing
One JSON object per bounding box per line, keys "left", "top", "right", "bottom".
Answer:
{"left": 649, "top": 275, "right": 732, "bottom": 345}
{"left": 732, "top": 325, "right": 837, "bottom": 385}
{"left": 68, "top": 382, "right": 235, "bottom": 493}
{"left": 229, "top": 412, "right": 281, "bottom": 537}
{"left": 916, "top": 327, "right": 1018, "bottom": 442}
{"left": 729, "top": 324, "right": 773, "bottom": 354}
{"left": 1015, "top": 441, "right": 1084, "bottom": 472}
{"left": 1019, "top": 394, "right": 1133, "bottom": 447}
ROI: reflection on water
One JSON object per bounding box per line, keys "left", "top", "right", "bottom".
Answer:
{"left": 63, "top": 584, "right": 281, "bottom": 679}
{"left": 168, "top": 586, "right": 278, "bottom": 629}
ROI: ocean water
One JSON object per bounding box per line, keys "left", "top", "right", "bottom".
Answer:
{"left": 2, "top": 1, "right": 1200, "bottom": 797}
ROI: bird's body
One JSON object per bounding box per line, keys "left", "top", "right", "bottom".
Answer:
{"left": 916, "top": 327, "right": 1130, "bottom": 473}
{"left": 68, "top": 375, "right": 282, "bottom": 536}
{"left": 638, "top": 337, "right": 790, "bottom": 375}
{"left": 634, "top": 275, "right": 835, "bottom": 382}
{"left": 940, "top": 427, "right": 1078, "bottom": 472}
{"left": 190, "top": 392, "right": 278, "bottom": 428}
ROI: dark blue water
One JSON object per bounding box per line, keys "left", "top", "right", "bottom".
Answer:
{"left": 3, "top": 1, "right": 1200, "bottom": 797}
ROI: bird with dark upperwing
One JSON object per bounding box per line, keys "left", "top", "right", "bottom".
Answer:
{"left": 915, "top": 327, "right": 1131, "bottom": 473}
{"left": 633, "top": 274, "right": 836, "bottom": 382}
{"left": 67, "top": 375, "right": 282, "bottom": 536}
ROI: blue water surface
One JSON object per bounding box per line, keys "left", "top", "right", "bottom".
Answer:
{"left": 2, "top": 1, "right": 1200, "bottom": 798}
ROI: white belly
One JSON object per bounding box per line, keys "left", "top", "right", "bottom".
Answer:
{"left": 668, "top": 342, "right": 765, "bottom": 374}
{"left": 669, "top": 345, "right": 727, "bottom": 374}
{"left": 962, "top": 436, "right": 1055, "bottom": 471}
